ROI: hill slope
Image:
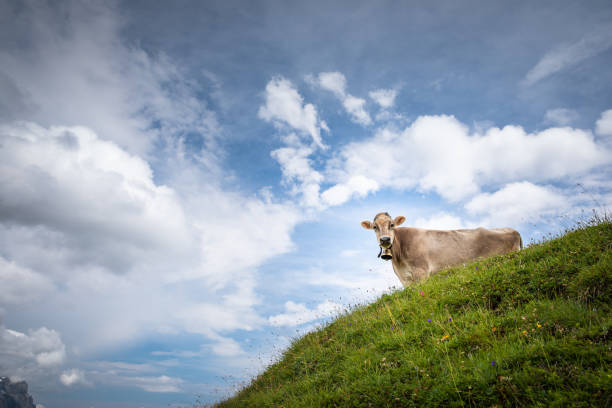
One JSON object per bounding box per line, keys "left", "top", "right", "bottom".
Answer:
{"left": 217, "top": 221, "right": 612, "bottom": 407}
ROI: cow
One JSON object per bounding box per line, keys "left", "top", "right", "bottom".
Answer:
{"left": 361, "top": 212, "right": 522, "bottom": 287}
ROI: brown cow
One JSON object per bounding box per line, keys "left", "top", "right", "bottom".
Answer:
{"left": 361, "top": 212, "right": 522, "bottom": 287}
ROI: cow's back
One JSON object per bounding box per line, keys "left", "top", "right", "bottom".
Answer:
{"left": 470, "top": 227, "right": 522, "bottom": 257}
{"left": 405, "top": 227, "right": 521, "bottom": 273}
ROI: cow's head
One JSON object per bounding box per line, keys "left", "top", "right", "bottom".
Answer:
{"left": 360, "top": 212, "right": 406, "bottom": 259}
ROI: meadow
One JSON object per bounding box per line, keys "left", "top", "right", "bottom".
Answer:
{"left": 216, "top": 217, "right": 611, "bottom": 407}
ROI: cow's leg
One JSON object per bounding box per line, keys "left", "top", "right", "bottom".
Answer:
{"left": 391, "top": 264, "right": 413, "bottom": 288}
{"left": 410, "top": 267, "right": 429, "bottom": 282}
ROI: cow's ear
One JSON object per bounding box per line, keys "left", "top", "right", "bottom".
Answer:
{"left": 394, "top": 216, "right": 406, "bottom": 226}
{"left": 361, "top": 220, "right": 373, "bottom": 229}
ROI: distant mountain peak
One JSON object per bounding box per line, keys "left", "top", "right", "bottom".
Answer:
{"left": 0, "top": 377, "right": 37, "bottom": 408}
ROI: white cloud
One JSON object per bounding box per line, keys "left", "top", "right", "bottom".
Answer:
{"left": 321, "top": 175, "right": 379, "bottom": 206}
{"left": 0, "top": 120, "right": 302, "bottom": 357}
{"left": 544, "top": 108, "right": 579, "bottom": 125}
{"left": 305, "top": 264, "right": 399, "bottom": 296}
{"left": 271, "top": 145, "right": 324, "bottom": 208}
{"left": 126, "top": 375, "right": 183, "bottom": 393}
{"left": 340, "top": 249, "right": 361, "bottom": 257}
{"left": 0, "top": 1, "right": 219, "bottom": 157}
{"left": 209, "top": 335, "right": 246, "bottom": 357}
{"left": 0, "top": 5, "right": 250, "bottom": 363}
{"left": 326, "top": 114, "right": 610, "bottom": 202}
{"left": 465, "top": 182, "right": 567, "bottom": 227}
{"left": 0, "top": 256, "right": 53, "bottom": 304}
{"left": 369, "top": 89, "right": 397, "bottom": 109}
{"left": 342, "top": 95, "right": 372, "bottom": 126}
{"left": 258, "top": 77, "right": 327, "bottom": 149}
{"left": 596, "top": 109, "right": 612, "bottom": 137}
{"left": 0, "top": 324, "right": 66, "bottom": 380}
{"left": 177, "top": 294, "right": 262, "bottom": 335}
{"left": 0, "top": 123, "right": 192, "bottom": 277}
{"left": 0, "top": 40, "right": 302, "bottom": 397}
{"left": 268, "top": 300, "right": 342, "bottom": 327}
{"left": 259, "top": 78, "right": 330, "bottom": 208}
{"left": 414, "top": 212, "right": 467, "bottom": 230}
{"left": 54, "top": 360, "right": 191, "bottom": 394}
{"left": 0, "top": 15, "right": 309, "bottom": 373}
{"left": 317, "top": 71, "right": 347, "bottom": 97}
{"left": 60, "top": 369, "right": 88, "bottom": 387}
{"left": 315, "top": 72, "right": 372, "bottom": 126}
{"left": 189, "top": 188, "right": 302, "bottom": 286}
{"left": 524, "top": 25, "right": 612, "bottom": 86}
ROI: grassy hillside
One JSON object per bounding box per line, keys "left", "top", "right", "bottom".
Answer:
{"left": 217, "top": 220, "right": 612, "bottom": 407}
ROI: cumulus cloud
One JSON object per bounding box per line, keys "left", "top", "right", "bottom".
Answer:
{"left": 258, "top": 77, "right": 327, "bottom": 149}
{"left": 209, "top": 334, "right": 246, "bottom": 357}
{"left": 465, "top": 182, "right": 567, "bottom": 227}
{"left": 369, "top": 89, "right": 397, "bottom": 109}
{"left": 321, "top": 175, "right": 379, "bottom": 207}
{"left": 0, "top": 256, "right": 53, "bottom": 304}
{"left": 176, "top": 286, "right": 263, "bottom": 336}
{"left": 268, "top": 300, "right": 342, "bottom": 327}
{"left": 523, "top": 25, "right": 612, "bottom": 86}
{"left": 0, "top": 122, "right": 301, "bottom": 358}
{"left": 0, "top": 0, "right": 317, "bottom": 367}
{"left": 189, "top": 187, "right": 301, "bottom": 287}
{"left": 316, "top": 71, "right": 347, "bottom": 97}
{"left": 0, "top": 1, "right": 219, "bottom": 156}
{"left": 271, "top": 145, "right": 323, "bottom": 186}
{"left": 271, "top": 145, "right": 324, "bottom": 208}
{"left": 414, "top": 212, "right": 467, "bottom": 230}
{"left": 0, "top": 150, "right": 300, "bottom": 353}
{"left": 596, "top": 109, "right": 612, "bottom": 137}
{"left": 60, "top": 369, "right": 88, "bottom": 387}
{"left": 260, "top": 76, "right": 392, "bottom": 209}
{"left": 315, "top": 72, "right": 372, "bottom": 126}
{"left": 0, "top": 2, "right": 306, "bottom": 391}
{"left": 342, "top": 95, "right": 372, "bottom": 126}
{"left": 544, "top": 108, "right": 579, "bottom": 125}
{"left": 325, "top": 114, "right": 610, "bottom": 203}
{"left": 260, "top": 78, "right": 329, "bottom": 208}
{"left": 0, "top": 324, "right": 66, "bottom": 382}
{"left": 0, "top": 123, "right": 191, "bottom": 277}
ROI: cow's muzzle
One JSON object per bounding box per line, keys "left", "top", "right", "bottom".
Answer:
{"left": 380, "top": 236, "right": 391, "bottom": 247}
{"left": 377, "top": 246, "right": 392, "bottom": 260}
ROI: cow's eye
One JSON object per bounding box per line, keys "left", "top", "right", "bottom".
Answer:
{"left": 390, "top": 224, "right": 394, "bottom": 228}
{"left": 373, "top": 226, "right": 378, "bottom": 230}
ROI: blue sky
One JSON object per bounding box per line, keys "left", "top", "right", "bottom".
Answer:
{"left": 0, "top": 0, "right": 611, "bottom": 406}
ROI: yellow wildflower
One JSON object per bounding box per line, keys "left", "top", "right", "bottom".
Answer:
{"left": 537, "top": 323, "right": 542, "bottom": 328}
{"left": 522, "top": 330, "right": 527, "bottom": 335}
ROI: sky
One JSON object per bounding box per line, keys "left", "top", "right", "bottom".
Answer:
{"left": 0, "top": 0, "right": 611, "bottom": 406}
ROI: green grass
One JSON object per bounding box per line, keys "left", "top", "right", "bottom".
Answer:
{"left": 216, "top": 219, "right": 612, "bottom": 407}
